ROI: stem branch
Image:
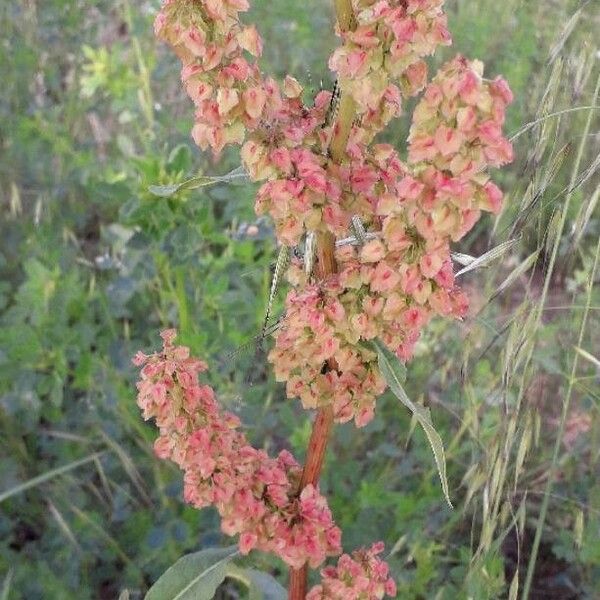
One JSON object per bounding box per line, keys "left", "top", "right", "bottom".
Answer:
{"left": 288, "top": 1, "right": 357, "bottom": 597}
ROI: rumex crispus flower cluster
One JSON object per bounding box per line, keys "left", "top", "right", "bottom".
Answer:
{"left": 134, "top": 329, "right": 341, "bottom": 569}
{"left": 306, "top": 542, "right": 397, "bottom": 600}
{"left": 267, "top": 61, "right": 513, "bottom": 426}
{"left": 144, "top": 0, "right": 515, "bottom": 594}
{"left": 329, "top": 0, "right": 451, "bottom": 136}
{"left": 154, "top": 0, "right": 513, "bottom": 428}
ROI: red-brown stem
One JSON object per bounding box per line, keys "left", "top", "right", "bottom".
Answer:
{"left": 288, "top": 406, "right": 334, "bottom": 599}
{"left": 300, "top": 405, "right": 335, "bottom": 490}
{"left": 288, "top": 235, "right": 336, "bottom": 600}
{"left": 288, "top": 564, "right": 309, "bottom": 600}
{"left": 288, "top": 1, "right": 357, "bottom": 596}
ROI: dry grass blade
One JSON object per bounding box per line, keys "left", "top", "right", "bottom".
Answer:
{"left": 508, "top": 567, "right": 519, "bottom": 600}
{"left": 555, "top": 73, "right": 600, "bottom": 278}
{"left": 261, "top": 245, "right": 290, "bottom": 342}
{"left": 486, "top": 249, "right": 539, "bottom": 306}
{"left": 0, "top": 451, "right": 107, "bottom": 504}
{"left": 40, "top": 429, "right": 91, "bottom": 443}
{"left": 513, "top": 414, "right": 533, "bottom": 489}
{"left": 554, "top": 151, "right": 600, "bottom": 202}
{"left": 509, "top": 105, "right": 600, "bottom": 142}
{"left": 98, "top": 430, "right": 151, "bottom": 504}
{"left": 69, "top": 503, "right": 144, "bottom": 582}
{"left": 9, "top": 182, "right": 21, "bottom": 217}
{"left": 93, "top": 454, "right": 113, "bottom": 502}
{"left": 48, "top": 500, "right": 83, "bottom": 552}
{"left": 570, "top": 184, "right": 599, "bottom": 252}
{"left": 526, "top": 59, "right": 563, "bottom": 167}
{"left": 572, "top": 47, "right": 595, "bottom": 100}
{"left": 547, "top": 3, "right": 587, "bottom": 64}
{"left": 509, "top": 142, "right": 571, "bottom": 237}
{"left": 573, "top": 346, "right": 600, "bottom": 369}
{"left": 503, "top": 303, "right": 537, "bottom": 383}
{"left": 522, "top": 182, "right": 600, "bottom": 598}
{"left": 544, "top": 208, "right": 562, "bottom": 258}
{"left": 450, "top": 251, "right": 476, "bottom": 267}
{"left": 221, "top": 318, "right": 282, "bottom": 366}
{"left": 454, "top": 238, "right": 519, "bottom": 277}
{"left": 574, "top": 509, "right": 585, "bottom": 549}
{"left": 461, "top": 463, "right": 487, "bottom": 511}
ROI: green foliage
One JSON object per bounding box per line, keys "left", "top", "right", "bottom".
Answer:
{"left": 1, "top": 0, "right": 599, "bottom": 598}
{"left": 146, "top": 547, "right": 239, "bottom": 600}
{"left": 373, "top": 339, "right": 451, "bottom": 508}
{"left": 144, "top": 547, "right": 287, "bottom": 600}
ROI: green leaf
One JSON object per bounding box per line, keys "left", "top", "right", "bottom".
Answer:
{"left": 1, "top": 569, "right": 13, "bottom": 600}
{"left": 145, "top": 546, "right": 239, "bottom": 600}
{"left": 372, "top": 339, "right": 407, "bottom": 383}
{"left": 147, "top": 181, "right": 194, "bottom": 197}
{"left": 373, "top": 339, "right": 452, "bottom": 508}
{"left": 226, "top": 565, "right": 287, "bottom": 600}
{"left": 148, "top": 166, "right": 248, "bottom": 197}
{"left": 246, "top": 570, "right": 287, "bottom": 600}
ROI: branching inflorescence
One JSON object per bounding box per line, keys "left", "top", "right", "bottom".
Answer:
{"left": 136, "top": 0, "right": 513, "bottom": 597}
{"left": 134, "top": 330, "right": 341, "bottom": 570}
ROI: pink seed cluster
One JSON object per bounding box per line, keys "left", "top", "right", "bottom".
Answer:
{"left": 307, "top": 542, "right": 397, "bottom": 599}
{"left": 133, "top": 329, "right": 341, "bottom": 569}
{"left": 154, "top": 0, "right": 265, "bottom": 153}
{"left": 407, "top": 55, "right": 514, "bottom": 232}
{"left": 329, "top": 0, "right": 450, "bottom": 137}
{"left": 154, "top": 0, "right": 513, "bottom": 429}
{"left": 269, "top": 57, "right": 512, "bottom": 426}
{"left": 269, "top": 281, "right": 387, "bottom": 427}
{"left": 150, "top": 0, "right": 515, "bottom": 589}
{"left": 266, "top": 60, "right": 512, "bottom": 426}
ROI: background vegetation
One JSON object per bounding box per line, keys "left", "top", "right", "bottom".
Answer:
{"left": 1, "top": 0, "right": 599, "bottom": 598}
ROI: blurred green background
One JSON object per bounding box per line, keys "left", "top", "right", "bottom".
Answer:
{"left": 1, "top": 0, "right": 599, "bottom": 598}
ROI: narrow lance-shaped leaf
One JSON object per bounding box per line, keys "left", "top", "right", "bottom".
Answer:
{"left": 1, "top": 570, "right": 12, "bottom": 600}
{"left": 246, "top": 570, "right": 287, "bottom": 600}
{"left": 145, "top": 546, "right": 239, "bottom": 600}
{"left": 450, "top": 251, "right": 477, "bottom": 268}
{"left": 261, "top": 245, "right": 291, "bottom": 342}
{"left": 0, "top": 451, "right": 107, "bottom": 504}
{"left": 373, "top": 339, "right": 452, "bottom": 508}
{"left": 454, "top": 238, "right": 519, "bottom": 277}
{"left": 226, "top": 565, "right": 287, "bottom": 600}
{"left": 149, "top": 165, "right": 248, "bottom": 197}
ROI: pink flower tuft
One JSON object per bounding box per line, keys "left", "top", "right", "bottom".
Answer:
{"left": 307, "top": 542, "right": 396, "bottom": 599}
{"left": 134, "top": 330, "right": 341, "bottom": 568}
